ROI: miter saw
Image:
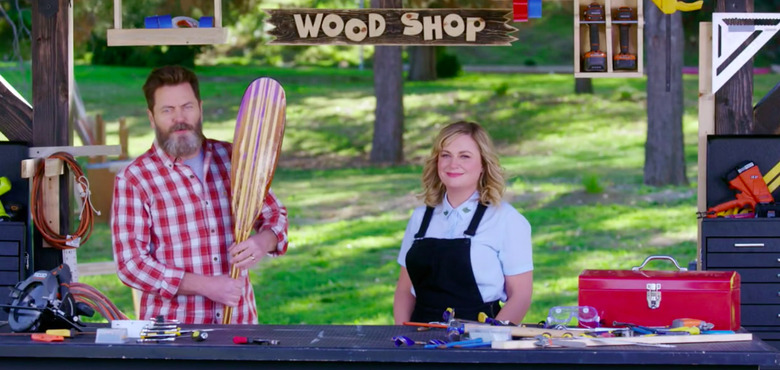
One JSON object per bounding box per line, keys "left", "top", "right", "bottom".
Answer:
{"left": 1, "top": 264, "right": 93, "bottom": 332}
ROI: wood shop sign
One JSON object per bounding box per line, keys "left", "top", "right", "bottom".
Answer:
{"left": 266, "top": 9, "right": 516, "bottom": 45}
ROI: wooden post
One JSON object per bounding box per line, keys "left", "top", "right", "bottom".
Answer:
{"left": 119, "top": 118, "right": 129, "bottom": 160}
{"left": 95, "top": 114, "right": 106, "bottom": 163}
{"left": 31, "top": 0, "right": 73, "bottom": 272}
{"left": 697, "top": 22, "right": 714, "bottom": 271}
{"left": 714, "top": 0, "right": 754, "bottom": 134}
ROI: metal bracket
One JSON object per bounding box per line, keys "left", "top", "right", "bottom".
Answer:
{"left": 712, "top": 13, "right": 780, "bottom": 94}
{"left": 646, "top": 283, "right": 661, "bottom": 309}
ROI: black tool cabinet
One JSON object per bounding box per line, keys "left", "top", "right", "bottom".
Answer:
{"left": 701, "top": 135, "right": 780, "bottom": 350}
{"left": 0, "top": 221, "right": 26, "bottom": 321}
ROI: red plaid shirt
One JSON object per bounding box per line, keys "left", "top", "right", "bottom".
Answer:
{"left": 111, "top": 139, "right": 288, "bottom": 324}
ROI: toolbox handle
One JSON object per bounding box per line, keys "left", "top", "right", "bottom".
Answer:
{"left": 631, "top": 255, "right": 688, "bottom": 272}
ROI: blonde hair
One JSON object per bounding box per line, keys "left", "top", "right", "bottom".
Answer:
{"left": 420, "top": 121, "right": 505, "bottom": 207}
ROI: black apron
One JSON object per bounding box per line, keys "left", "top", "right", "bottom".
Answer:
{"left": 405, "top": 203, "right": 501, "bottom": 323}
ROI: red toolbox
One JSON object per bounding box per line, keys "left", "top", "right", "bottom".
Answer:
{"left": 578, "top": 256, "right": 741, "bottom": 331}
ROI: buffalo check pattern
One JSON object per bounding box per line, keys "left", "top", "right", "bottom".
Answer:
{"left": 112, "top": 139, "right": 288, "bottom": 324}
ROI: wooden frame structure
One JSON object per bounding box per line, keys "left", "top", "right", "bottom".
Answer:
{"left": 573, "top": 0, "right": 644, "bottom": 78}
{"left": 106, "top": 0, "right": 227, "bottom": 46}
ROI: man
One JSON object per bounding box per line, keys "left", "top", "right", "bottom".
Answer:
{"left": 112, "top": 65, "right": 288, "bottom": 324}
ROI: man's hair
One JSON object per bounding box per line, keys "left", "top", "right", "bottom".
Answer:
{"left": 143, "top": 65, "right": 201, "bottom": 111}
{"left": 420, "top": 121, "right": 505, "bottom": 207}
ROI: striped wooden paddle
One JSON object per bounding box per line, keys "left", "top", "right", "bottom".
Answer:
{"left": 223, "top": 77, "right": 286, "bottom": 324}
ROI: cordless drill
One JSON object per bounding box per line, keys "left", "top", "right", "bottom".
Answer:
{"left": 614, "top": 7, "right": 637, "bottom": 70}
{"left": 583, "top": 3, "right": 607, "bottom": 72}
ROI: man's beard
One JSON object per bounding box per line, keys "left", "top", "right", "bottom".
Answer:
{"left": 156, "top": 121, "right": 204, "bottom": 158}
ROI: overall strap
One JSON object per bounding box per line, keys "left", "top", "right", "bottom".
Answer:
{"left": 464, "top": 203, "right": 488, "bottom": 237}
{"left": 414, "top": 207, "right": 435, "bottom": 239}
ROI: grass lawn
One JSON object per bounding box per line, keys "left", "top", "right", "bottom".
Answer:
{"left": 2, "top": 64, "right": 777, "bottom": 325}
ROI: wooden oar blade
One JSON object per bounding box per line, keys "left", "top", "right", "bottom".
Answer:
{"left": 231, "top": 77, "right": 286, "bottom": 235}
{"left": 225, "top": 77, "right": 286, "bottom": 323}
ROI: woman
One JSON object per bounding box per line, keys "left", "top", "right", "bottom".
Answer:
{"left": 393, "top": 121, "right": 533, "bottom": 325}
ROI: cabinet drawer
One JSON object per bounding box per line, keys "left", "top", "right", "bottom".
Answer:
{"left": 0, "top": 256, "right": 20, "bottom": 270}
{"left": 0, "top": 270, "right": 20, "bottom": 285}
{"left": 706, "top": 253, "right": 780, "bottom": 268}
{"left": 743, "top": 284, "right": 780, "bottom": 304}
{"left": 708, "top": 238, "right": 780, "bottom": 252}
{"left": 706, "top": 268, "right": 780, "bottom": 283}
{"left": 0, "top": 241, "right": 19, "bottom": 256}
{"left": 743, "top": 305, "right": 780, "bottom": 326}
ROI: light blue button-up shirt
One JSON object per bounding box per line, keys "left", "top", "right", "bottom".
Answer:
{"left": 398, "top": 191, "right": 533, "bottom": 303}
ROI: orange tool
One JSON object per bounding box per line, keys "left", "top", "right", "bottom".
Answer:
{"left": 706, "top": 161, "right": 774, "bottom": 218}
{"left": 402, "top": 321, "right": 448, "bottom": 329}
{"left": 671, "top": 318, "right": 714, "bottom": 331}
{"left": 31, "top": 333, "right": 65, "bottom": 342}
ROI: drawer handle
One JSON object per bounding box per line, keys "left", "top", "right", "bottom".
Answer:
{"left": 734, "top": 243, "right": 765, "bottom": 248}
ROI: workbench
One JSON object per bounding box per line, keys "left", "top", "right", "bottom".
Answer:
{"left": 0, "top": 324, "right": 778, "bottom": 369}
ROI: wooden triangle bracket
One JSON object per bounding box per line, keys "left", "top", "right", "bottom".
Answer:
{"left": 712, "top": 12, "right": 780, "bottom": 94}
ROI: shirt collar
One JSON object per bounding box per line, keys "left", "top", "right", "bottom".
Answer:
{"left": 440, "top": 191, "right": 480, "bottom": 219}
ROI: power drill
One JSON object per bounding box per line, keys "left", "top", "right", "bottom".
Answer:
{"left": 614, "top": 7, "right": 637, "bottom": 71}
{"left": 583, "top": 3, "right": 607, "bottom": 72}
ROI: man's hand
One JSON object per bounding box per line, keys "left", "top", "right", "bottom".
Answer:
{"left": 228, "top": 230, "right": 278, "bottom": 270}
{"left": 203, "top": 275, "right": 244, "bottom": 307}
{"left": 179, "top": 273, "right": 244, "bottom": 307}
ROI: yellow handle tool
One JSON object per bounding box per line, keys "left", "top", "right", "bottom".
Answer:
{"left": 651, "top": 0, "right": 703, "bottom": 14}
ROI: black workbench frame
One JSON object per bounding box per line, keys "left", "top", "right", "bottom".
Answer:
{"left": 0, "top": 325, "right": 777, "bottom": 369}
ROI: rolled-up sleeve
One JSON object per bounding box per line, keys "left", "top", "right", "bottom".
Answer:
{"left": 254, "top": 188, "right": 289, "bottom": 256}
{"left": 111, "top": 173, "right": 185, "bottom": 300}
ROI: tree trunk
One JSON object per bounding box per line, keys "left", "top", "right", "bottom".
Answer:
{"left": 715, "top": 0, "right": 754, "bottom": 134}
{"left": 643, "top": 1, "right": 688, "bottom": 186}
{"left": 370, "top": 0, "right": 404, "bottom": 164}
{"left": 574, "top": 78, "right": 593, "bottom": 94}
{"left": 408, "top": 46, "right": 437, "bottom": 81}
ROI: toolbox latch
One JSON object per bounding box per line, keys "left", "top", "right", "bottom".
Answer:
{"left": 646, "top": 283, "right": 661, "bottom": 309}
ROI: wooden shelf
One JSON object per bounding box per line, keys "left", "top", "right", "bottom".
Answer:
{"left": 107, "top": 28, "right": 228, "bottom": 46}
{"left": 107, "top": 0, "right": 227, "bottom": 46}
{"left": 573, "top": 0, "right": 644, "bottom": 78}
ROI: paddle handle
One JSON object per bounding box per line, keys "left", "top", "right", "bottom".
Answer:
{"left": 222, "top": 266, "right": 242, "bottom": 324}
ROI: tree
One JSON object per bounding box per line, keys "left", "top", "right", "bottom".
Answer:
{"left": 643, "top": 2, "right": 688, "bottom": 186}
{"left": 370, "top": 0, "right": 404, "bottom": 164}
{"left": 574, "top": 78, "right": 593, "bottom": 94}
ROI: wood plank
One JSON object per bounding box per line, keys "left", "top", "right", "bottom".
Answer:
{"left": 29, "top": 145, "right": 121, "bottom": 159}
{"left": 0, "top": 74, "right": 33, "bottom": 142}
{"left": 113, "top": 0, "right": 122, "bottom": 29}
{"left": 697, "top": 22, "right": 714, "bottom": 270}
{"left": 78, "top": 261, "right": 117, "bottom": 276}
{"left": 492, "top": 333, "right": 753, "bottom": 349}
{"left": 107, "top": 28, "right": 228, "bottom": 46}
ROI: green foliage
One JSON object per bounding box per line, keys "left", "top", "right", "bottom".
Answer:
{"left": 493, "top": 81, "right": 510, "bottom": 96}
{"left": 17, "top": 66, "right": 780, "bottom": 325}
{"left": 89, "top": 33, "right": 200, "bottom": 67}
{"left": 582, "top": 173, "right": 604, "bottom": 194}
{"left": 435, "top": 48, "right": 462, "bottom": 78}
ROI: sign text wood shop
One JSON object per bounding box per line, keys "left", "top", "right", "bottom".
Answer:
{"left": 266, "top": 9, "right": 516, "bottom": 46}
